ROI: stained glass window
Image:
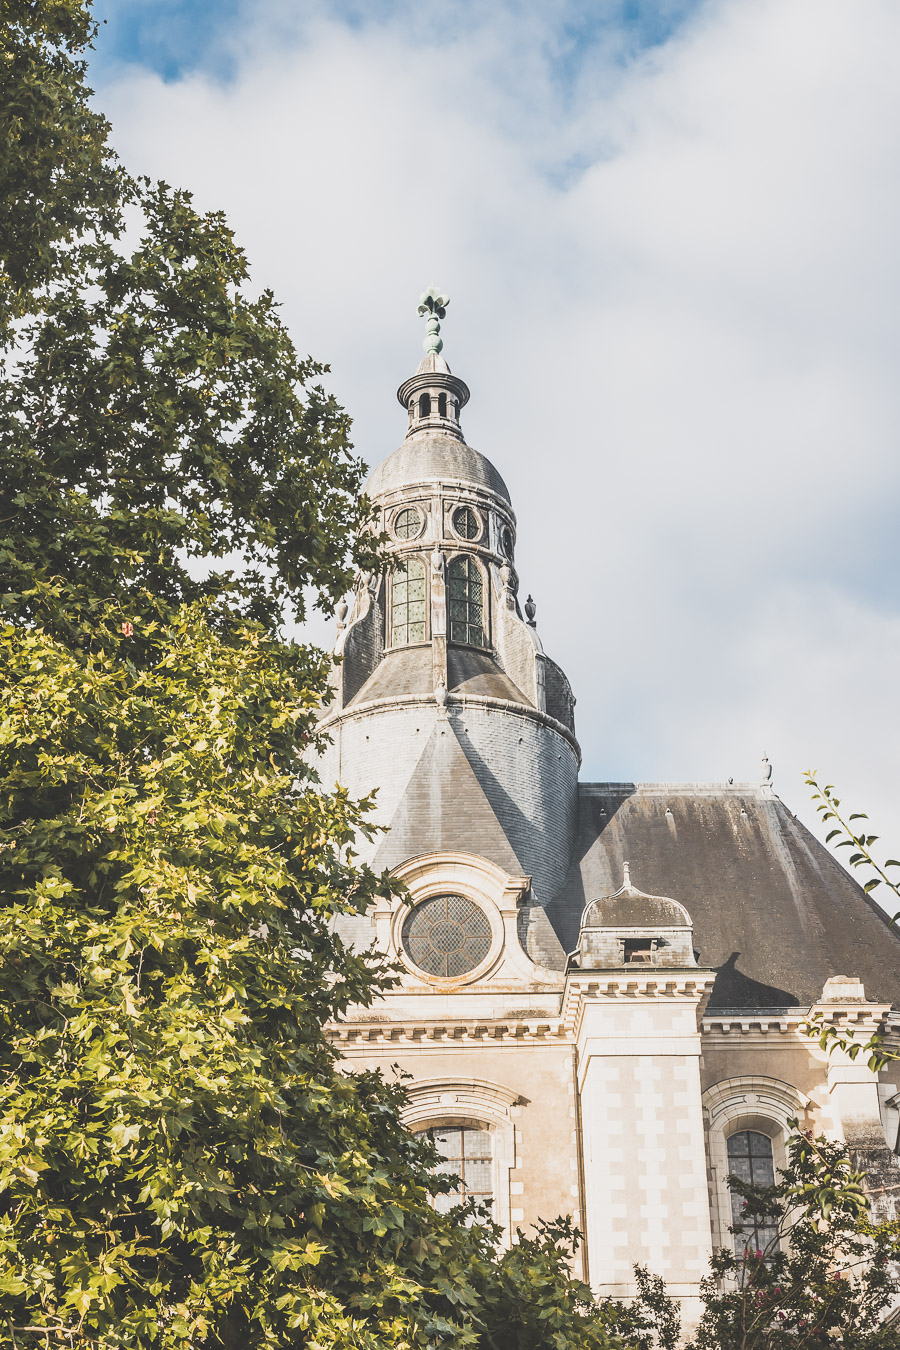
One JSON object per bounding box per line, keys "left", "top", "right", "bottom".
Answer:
{"left": 727, "top": 1131, "right": 779, "bottom": 1258}
{"left": 394, "top": 507, "right": 422, "bottom": 540}
{"left": 453, "top": 505, "right": 480, "bottom": 540}
{"left": 420, "top": 1125, "right": 493, "bottom": 1216}
{"left": 391, "top": 557, "right": 426, "bottom": 645}
{"left": 402, "top": 894, "right": 492, "bottom": 978}
{"left": 447, "top": 555, "right": 485, "bottom": 648}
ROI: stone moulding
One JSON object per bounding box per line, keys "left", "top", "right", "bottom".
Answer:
{"left": 561, "top": 971, "right": 717, "bottom": 1035}
{"left": 317, "top": 688, "right": 581, "bottom": 756}
{"left": 330, "top": 1020, "right": 569, "bottom": 1045}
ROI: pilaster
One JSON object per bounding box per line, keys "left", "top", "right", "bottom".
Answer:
{"left": 564, "top": 971, "right": 715, "bottom": 1324}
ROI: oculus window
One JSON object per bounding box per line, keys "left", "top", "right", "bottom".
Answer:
{"left": 393, "top": 506, "right": 423, "bottom": 540}
{"left": 727, "top": 1131, "right": 779, "bottom": 1257}
{"left": 402, "top": 894, "right": 491, "bottom": 979}
{"left": 447, "top": 555, "right": 485, "bottom": 648}
{"left": 391, "top": 557, "right": 426, "bottom": 645}
{"left": 452, "top": 505, "right": 481, "bottom": 540}
{"left": 420, "top": 1126, "right": 493, "bottom": 1216}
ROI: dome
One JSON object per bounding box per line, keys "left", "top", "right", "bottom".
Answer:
{"left": 364, "top": 431, "right": 511, "bottom": 503}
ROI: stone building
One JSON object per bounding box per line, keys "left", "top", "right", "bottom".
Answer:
{"left": 315, "top": 292, "right": 900, "bottom": 1322}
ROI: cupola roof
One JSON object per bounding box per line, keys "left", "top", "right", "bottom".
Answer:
{"left": 364, "top": 288, "right": 511, "bottom": 504}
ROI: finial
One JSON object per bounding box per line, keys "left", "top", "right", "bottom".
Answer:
{"left": 761, "top": 753, "right": 772, "bottom": 784}
{"left": 417, "top": 286, "right": 449, "bottom": 355}
{"left": 434, "top": 674, "right": 447, "bottom": 708}
{"left": 336, "top": 598, "right": 348, "bottom": 632}
{"left": 622, "top": 861, "right": 632, "bottom": 889}
{"left": 524, "top": 594, "right": 536, "bottom": 627}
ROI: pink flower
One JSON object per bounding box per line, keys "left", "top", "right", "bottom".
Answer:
{"left": 122, "top": 621, "right": 134, "bottom": 637}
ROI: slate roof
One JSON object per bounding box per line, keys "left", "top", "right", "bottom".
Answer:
{"left": 545, "top": 784, "right": 900, "bottom": 1011}
{"left": 364, "top": 430, "right": 511, "bottom": 503}
{"left": 373, "top": 720, "right": 524, "bottom": 875}
{"left": 347, "top": 646, "right": 530, "bottom": 709}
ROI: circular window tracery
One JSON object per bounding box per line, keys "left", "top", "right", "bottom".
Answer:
{"left": 452, "top": 505, "right": 481, "bottom": 541}
{"left": 402, "top": 894, "right": 492, "bottom": 979}
{"left": 394, "top": 506, "right": 423, "bottom": 540}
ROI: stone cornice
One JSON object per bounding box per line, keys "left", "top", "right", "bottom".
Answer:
{"left": 561, "top": 970, "right": 716, "bottom": 1035}
{"left": 318, "top": 688, "right": 581, "bottom": 755}
{"left": 329, "top": 1018, "right": 569, "bottom": 1046}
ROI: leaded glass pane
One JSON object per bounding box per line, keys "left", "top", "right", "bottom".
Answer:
{"left": 447, "top": 555, "right": 486, "bottom": 648}
{"left": 401, "top": 894, "right": 492, "bottom": 979}
{"left": 394, "top": 507, "right": 423, "bottom": 540}
{"left": 727, "top": 1131, "right": 779, "bottom": 1258}
{"left": 391, "top": 557, "right": 427, "bottom": 646}
{"left": 453, "top": 505, "right": 480, "bottom": 540}
{"left": 418, "top": 1125, "right": 494, "bottom": 1219}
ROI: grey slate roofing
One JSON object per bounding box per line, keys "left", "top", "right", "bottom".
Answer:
{"left": 364, "top": 430, "right": 511, "bottom": 503}
{"left": 546, "top": 784, "right": 900, "bottom": 1011}
{"left": 373, "top": 720, "right": 524, "bottom": 876}
{"left": 347, "top": 646, "right": 529, "bottom": 708}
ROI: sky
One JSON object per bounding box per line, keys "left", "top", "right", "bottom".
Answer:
{"left": 89, "top": 0, "right": 900, "bottom": 892}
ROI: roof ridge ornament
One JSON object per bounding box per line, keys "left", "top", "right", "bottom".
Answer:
{"left": 417, "top": 287, "right": 449, "bottom": 354}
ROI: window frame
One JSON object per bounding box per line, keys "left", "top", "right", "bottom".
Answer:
{"left": 452, "top": 504, "right": 483, "bottom": 542}
{"left": 725, "top": 1129, "right": 780, "bottom": 1259}
{"left": 703, "top": 1077, "right": 811, "bottom": 1257}
{"left": 389, "top": 554, "right": 429, "bottom": 647}
{"left": 447, "top": 553, "right": 488, "bottom": 649}
{"left": 401, "top": 1076, "right": 521, "bottom": 1247}
{"left": 392, "top": 505, "right": 425, "bottom": 542}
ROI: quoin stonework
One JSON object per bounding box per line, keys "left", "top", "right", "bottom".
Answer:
{"left": 315, "top": 291, "right": 900, "bottom": 1325}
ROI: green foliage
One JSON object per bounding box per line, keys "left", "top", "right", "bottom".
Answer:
{"left": 0, "top": 5, "right": 628, "bottom": 1346}
{"left": 803, "top": 773, "right": 899, "bottom": 1072}
{"left": 682, "top": 1130, "right": 900, "bottom": 1349}
{"left": 0, "top": 616, "right": 627, "bottom": 1348}
{"left": 1, "top": 0, "right": 381, "bottom": 642}
{"left": 0, "top": 0, "right": 121, "bottom": 333}
{"left": 602, "top": 1267, "right": 681, "bottom": 1350}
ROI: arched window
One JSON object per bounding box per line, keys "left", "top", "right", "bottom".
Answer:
{"left": 727, "top": 1131, "right": 779, "bottom": 1257}
{"left": 419, "top": 1125, "right": 493, "bottom": 1217}
{"left": 447, "top": 555, "right": 485, "bottom": 647}
{"left": 438, "top": 392, "right": 448, "bottom": 418}
{"left": 418, "top": 392, "right": 431, "bottom": 418}
{"left": 392, "top": 557, "right": 426, "bottom": 645}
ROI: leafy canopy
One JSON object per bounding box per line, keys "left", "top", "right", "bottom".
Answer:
{"left": 0, "top": 3, "right": 625, "bottom": 1347}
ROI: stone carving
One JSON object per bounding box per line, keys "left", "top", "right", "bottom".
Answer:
{"left": 524, "top": 594, "right": 537, "bottom": 627}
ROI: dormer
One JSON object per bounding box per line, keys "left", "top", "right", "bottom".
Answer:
{"left": 573, "top": 863, "right": 697, "bottom": 970}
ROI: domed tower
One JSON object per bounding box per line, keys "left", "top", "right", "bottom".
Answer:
{"left": 317, "top": 290, "right": 579, "bottom": 908}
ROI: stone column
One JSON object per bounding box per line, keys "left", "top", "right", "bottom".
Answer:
{"left": 565, "top": 972, "right": 715, "bottom": 1327}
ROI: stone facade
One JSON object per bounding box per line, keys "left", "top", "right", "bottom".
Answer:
{"left": 318, "top": 314, "right": 900, "bottom": 1327}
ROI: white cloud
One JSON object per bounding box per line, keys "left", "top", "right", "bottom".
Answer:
{"left": 97, "top": 0, "right": 900, "bottom": 888}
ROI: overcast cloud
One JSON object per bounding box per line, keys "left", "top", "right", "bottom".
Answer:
{"left": 93, "top": 0, "right": 900, "bottom": 887}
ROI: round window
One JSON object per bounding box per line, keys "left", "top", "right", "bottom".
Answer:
{"left": 500, "top": 525, "right": 513, "bottom": 559}
{"left": 452, "top": 505, "right": 480, "bottom": 541}
{"left": 402, "top": 894, "right": 492, "bottom": 979}
{"left": 394, "top": 506, "right": 423, "bottom": 540}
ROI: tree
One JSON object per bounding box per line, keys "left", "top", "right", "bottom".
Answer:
{"left": 684, "top": 1129, "right": 900, "bottom": 1349}
{"left": 802, "top": 774, "right": 900, "bottom": 1075}
{"left": 0, "top": 5, "right": 625, "bottom": 1346}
